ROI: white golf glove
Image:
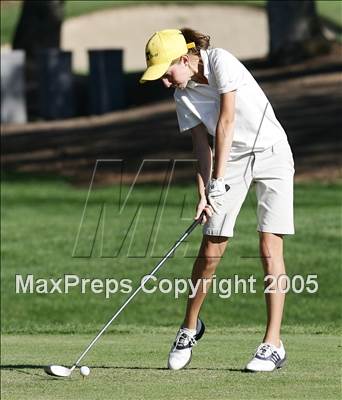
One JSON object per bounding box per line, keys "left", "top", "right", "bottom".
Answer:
{"left": 207, "top": 177, "right": 230, "bottom": 214}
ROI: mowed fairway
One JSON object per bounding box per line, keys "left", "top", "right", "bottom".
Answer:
{"left": 1, "top": 175, "right": 341, "bottom": 399}
{"left": 1, "top": 329, "right": 341, "bottom": 400}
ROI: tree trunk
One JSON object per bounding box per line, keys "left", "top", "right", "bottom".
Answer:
{"left": 13, "top": 0, "right": 64, "bottom": 53}
{"left": 267, "top": 0, "right": 331, "bottom": 65}
{"left": 12, "top": 0, "right": 65, "bottom": 119}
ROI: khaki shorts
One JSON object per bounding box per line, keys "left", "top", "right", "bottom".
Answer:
{"left": 204, "top": 139, "right": 295, "bottom": 237}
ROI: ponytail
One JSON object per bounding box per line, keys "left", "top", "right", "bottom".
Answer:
{"left": 181, "top": 27, "right": 211, "bottom": 55}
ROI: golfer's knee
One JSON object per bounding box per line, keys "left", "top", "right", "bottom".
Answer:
{"left": 259, "top": 233, "right": 285, "bottom": 274}
{"left": 197, "top": 255, "right": 220, "bottom": 274}
{"left": 259, "top": 233, "right": 283, "bottom": 257}
{"left": 198, "top": 235, "right": 227, "bottom": 273}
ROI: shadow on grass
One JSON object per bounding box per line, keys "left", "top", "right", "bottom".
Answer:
{"left": 1, "top": 170, "right": 72, "bottom": 184}
{"left": 0, "top": 364, "right": 247, "bottom": 373}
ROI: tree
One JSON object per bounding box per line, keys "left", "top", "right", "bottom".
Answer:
{"left": 12, "top": 0, "right": 65, "bottom": 119}
{"left": 267, "top": 0, "right": 331, "bottom": 65}
{"left": 13, "top": 0, "right": 64, "bottom": 52}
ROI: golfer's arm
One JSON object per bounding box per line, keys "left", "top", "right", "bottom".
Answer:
{"left": 191, "top": 124, "right": 212, "bottom": 199}
{"left": 213, "top": 91, "right": 236, "bottom": 179}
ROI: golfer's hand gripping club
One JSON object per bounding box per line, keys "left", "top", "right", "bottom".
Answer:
{"left": 196, "top": 182, "right": 230, "bottom": 224}
{"left": 207, "top": 178, "right": 230, "bottom": 215}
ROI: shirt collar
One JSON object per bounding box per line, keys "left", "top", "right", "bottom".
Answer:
{"left": 200, "top": 48, "right": 210, "bottom": 78}
{"left": 186, "top": 49, "right": 210, "bottom": 89}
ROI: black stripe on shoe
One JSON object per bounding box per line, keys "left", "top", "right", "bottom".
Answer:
{"left": 194, "top": 318, "right": 205, "bottom": 341}
{"left": 181, "top": 318, "right": 205, "bottom": 342}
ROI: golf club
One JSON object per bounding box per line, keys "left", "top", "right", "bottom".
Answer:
{"left": 44, "top": 212, "right": 205, "bottom": 377}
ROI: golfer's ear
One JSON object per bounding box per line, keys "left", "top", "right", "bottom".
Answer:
{"left": 180, "top": 55, "right": 189, "bottom": 65}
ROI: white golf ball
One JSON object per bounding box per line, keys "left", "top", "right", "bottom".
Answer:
{"left": 80, "top": 366, "right": 90, "bottom": 377}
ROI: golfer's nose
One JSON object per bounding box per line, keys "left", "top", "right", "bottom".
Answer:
{"left": 162, "top": 78, "right": 172, "bottom": 88}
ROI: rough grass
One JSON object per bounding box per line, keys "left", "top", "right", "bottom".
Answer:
{"left": 1, "top": 175, "right": 341, "bottom": 334}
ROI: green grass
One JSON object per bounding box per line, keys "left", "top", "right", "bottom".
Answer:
{"left": 0, "top": 1, "right": 21, "bottom": 45}
{"left": 1, "top": 175, "right": 341, "bottom": 398}
{"left": 316, "top": 0, "right": 342, "bottom": 28}
{"left": 1, "top": 175, "right": 341, "bottom": 334}
{"left": 1, "top": 1, "right": 341, "bottom": 45}
{"left": 1, "top": 330, "right": 341, "bottom": 400}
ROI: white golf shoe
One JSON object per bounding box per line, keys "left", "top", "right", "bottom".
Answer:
{"left": 245, "top": 340, "right": 286, "bottom": 372}
{"left": 167, "top": 318, "right": 205, "bottom": 370}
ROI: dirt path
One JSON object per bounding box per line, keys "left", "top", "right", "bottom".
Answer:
{"left": 61, "top": 4, "right": 267, "bottom": 72}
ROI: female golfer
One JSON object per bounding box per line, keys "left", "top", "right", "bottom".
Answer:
{"left": 140, "top": 28, "right": 295, "bottom": 372}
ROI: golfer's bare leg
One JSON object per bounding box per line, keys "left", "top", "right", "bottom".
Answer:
{"left": 183, "top": 235, "right": 228, "bottom": 330}
{"left": 259, "top": 232, "right": 286, "bottom": 348}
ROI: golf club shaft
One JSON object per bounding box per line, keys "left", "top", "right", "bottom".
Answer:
{"left": 71, "top": 214, "right": 203, "bottom": 369}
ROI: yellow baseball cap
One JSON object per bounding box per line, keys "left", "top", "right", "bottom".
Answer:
{"left": 140, "top": 29, "right": 195, "bottom": 84}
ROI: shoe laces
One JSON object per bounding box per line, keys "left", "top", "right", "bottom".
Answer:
{"left": 255, "top": 343, "right": 274, "bottom": 359}
{"left": 174, "top": 329, "right": 197, "bottom": 349}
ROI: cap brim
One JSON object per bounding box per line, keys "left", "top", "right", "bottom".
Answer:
{"left": 139, "top": 62, "right": 171, "bottom": 84}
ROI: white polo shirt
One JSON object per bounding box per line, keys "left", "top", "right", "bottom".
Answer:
{"left": 174, "top": 48, "right": 287, "bottom": 159}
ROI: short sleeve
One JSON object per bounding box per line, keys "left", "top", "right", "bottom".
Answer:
{"left": 174, "top": 93, "right": 201, "bottom": 133}
{"left": 210, "top": 48, "right": 242, "bottom": 94}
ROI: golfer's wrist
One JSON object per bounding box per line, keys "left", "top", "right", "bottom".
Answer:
{"left": 198, "top": 186, "right": 207, "bottom": 199}
{"left": 199, "top": 192, "right": 207, "bottom": 202}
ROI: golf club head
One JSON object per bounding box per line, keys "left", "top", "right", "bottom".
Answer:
{"left": 44, "top": 365, "right": 72, "bottom": 377}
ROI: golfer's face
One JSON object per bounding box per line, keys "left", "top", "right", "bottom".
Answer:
{"left": 161, "top": 61, "right": 190, "bottom": 90}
